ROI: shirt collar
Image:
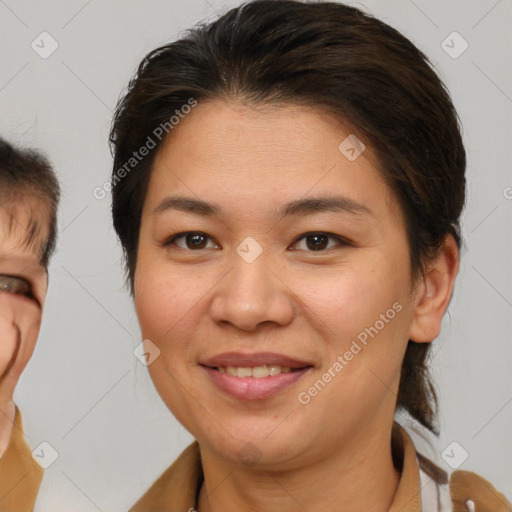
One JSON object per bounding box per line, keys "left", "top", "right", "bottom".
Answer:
{"left": 389, "top": 421, "right": 423, "bottom": 512}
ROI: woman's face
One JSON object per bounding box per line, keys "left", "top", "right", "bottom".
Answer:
{"left": 134, "top": 100, "right": 422, "bottom": 469}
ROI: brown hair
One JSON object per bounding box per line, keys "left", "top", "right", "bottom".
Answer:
{"left": 109, "top": 0, "right": 466, "bottom": 434}
{"left": 0, "top": 136, "right": 60, "bottom": 267}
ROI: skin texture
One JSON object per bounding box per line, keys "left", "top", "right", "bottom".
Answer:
{"left": 134, "top": 100, "right": 459, "bottom": 512}
{"left": 0, "top": 201, "right": 48, "bottom": 457}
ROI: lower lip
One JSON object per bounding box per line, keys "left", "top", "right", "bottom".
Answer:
{"left": 202, "top": 366, "right": 311, "bottom": 400}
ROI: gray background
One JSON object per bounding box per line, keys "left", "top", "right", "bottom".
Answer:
{"left": 0, "top": 0, "right": 511, "bottom": 509}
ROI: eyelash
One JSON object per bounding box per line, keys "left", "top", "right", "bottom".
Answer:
{"left": 162, "top": 231, "right": 352, "bottom": 252}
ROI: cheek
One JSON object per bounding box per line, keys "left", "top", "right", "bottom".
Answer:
{"left": 133, "top": 256, "right": 211, "bottom": 353}
{"left": 295, "top": 258, "right": 407, "bottom": 340}
{"left": 295, "top": 255, "right": 412, "bottom": 403}
{"left": 7, "top": 298, "right": 42, "bottom": 374}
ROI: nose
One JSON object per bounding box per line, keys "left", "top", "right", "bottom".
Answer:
{"left": 208, "top": 250, "right": 295, "bottom": 332}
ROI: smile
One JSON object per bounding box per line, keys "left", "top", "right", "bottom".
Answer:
{"left": 200, "top": 352, "right": 313, "bottom": 400}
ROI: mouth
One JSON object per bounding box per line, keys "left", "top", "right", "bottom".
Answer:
{"left": 200, "top": 352, "right": 314, "bottom": 400}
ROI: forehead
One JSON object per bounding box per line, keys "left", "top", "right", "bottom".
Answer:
{"left": 0, "top": 197, "right": 49, "bottom": 268}
{"left": 148, "top": 100, "right": 402, "bottom": 224}
{"left": 157, "top": 100, "right": 371, "bottom": 163}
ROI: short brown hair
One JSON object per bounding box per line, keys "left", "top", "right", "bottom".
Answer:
{"left": 109, "top": 0, "right": 466, "bottom": 434}
{"left": 0, "top": 136, "right": 60, "bottom": 267}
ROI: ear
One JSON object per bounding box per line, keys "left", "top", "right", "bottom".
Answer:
{"left": 408, "top": 234, "right": 460, "bottom": 343}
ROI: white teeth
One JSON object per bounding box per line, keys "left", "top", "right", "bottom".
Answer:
{"left": 216, "top": 365, "right": 298, "bottom": 378}
{"left": 236, "top": 367, "right": 252, "bottom": 378}
{"left": 252, "top": 366, "right": 270, "bottom": 378}
{"left": 268, "top": 365, "right": 281, "bottom": 376}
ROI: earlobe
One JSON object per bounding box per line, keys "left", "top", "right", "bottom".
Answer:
{"left": 408, "top": 234, "right": 460, "bottom": 343}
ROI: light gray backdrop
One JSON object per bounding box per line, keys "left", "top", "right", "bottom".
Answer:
{"left": 1, "top": 0, "right": 511, "bottom": 509}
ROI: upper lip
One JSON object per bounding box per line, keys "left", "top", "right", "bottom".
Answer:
{"left": 201, "top": 352, "right": 313, "bottom": 369}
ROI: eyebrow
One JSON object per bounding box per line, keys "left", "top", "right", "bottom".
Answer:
{"left": 153, "top": 195, "right": 372, "bottom": 220}
{"left": 0, "top": 249, "right": 46, "bottom": 275}
{"left": 0, "top": 204, "right": 48, "bottom": 266}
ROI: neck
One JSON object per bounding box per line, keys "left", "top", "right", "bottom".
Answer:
{"left": 197, "top": 423, "right": 401, "bottom": 512}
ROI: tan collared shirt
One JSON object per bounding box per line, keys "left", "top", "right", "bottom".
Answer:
{"left": 129, "top": 422, "right": 511, "bottom": 512}
{"left": 0, "top": 414, "right": 509, "bottom": 511}
{"left": 0, "top": 407, "right": 42, "bottom": 512}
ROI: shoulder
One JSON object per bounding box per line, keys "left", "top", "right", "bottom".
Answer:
{"left": 418, "top": 451, "right": 511, "bottom": 512}
{"left": 403, "top": 424, "right": 511, "bottom": 512}
{"left": 449, "top": 469, "right": 512, "bottom": 512}
{"left": 0, "top": 406, "right": 43, "bottom": 510}
{"left": 128, "top": 441, "right": 202, "bottom": 511}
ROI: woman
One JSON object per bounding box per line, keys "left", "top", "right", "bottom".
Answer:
{"left": 0, "top": 136, "right": 60, "bottom": 511}
{"left": 109, "top": 1, "right": 511, "bottom": 510}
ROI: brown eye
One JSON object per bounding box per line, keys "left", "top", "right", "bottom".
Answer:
{"left": 304, "top": 233, "right": 330, "bottom": 251}
{"left": 164, "top": 232, "right": 219, "bottom": 251}
{"left": 291, "top": 232, "right": 351, "bottom": 252}
{"left": 0, "top": 274, "right": 33, "bottom": 298}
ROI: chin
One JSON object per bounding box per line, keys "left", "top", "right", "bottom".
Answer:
{"left": 192, "top": 416, "right": 316, "bottom": 469}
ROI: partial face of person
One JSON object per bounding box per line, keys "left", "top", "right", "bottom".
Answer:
{"left": 0, "top": 198, "right": 48, "bottom": 380}
{"left": 134, "top": 100, "right": 424, "bottom": 469}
